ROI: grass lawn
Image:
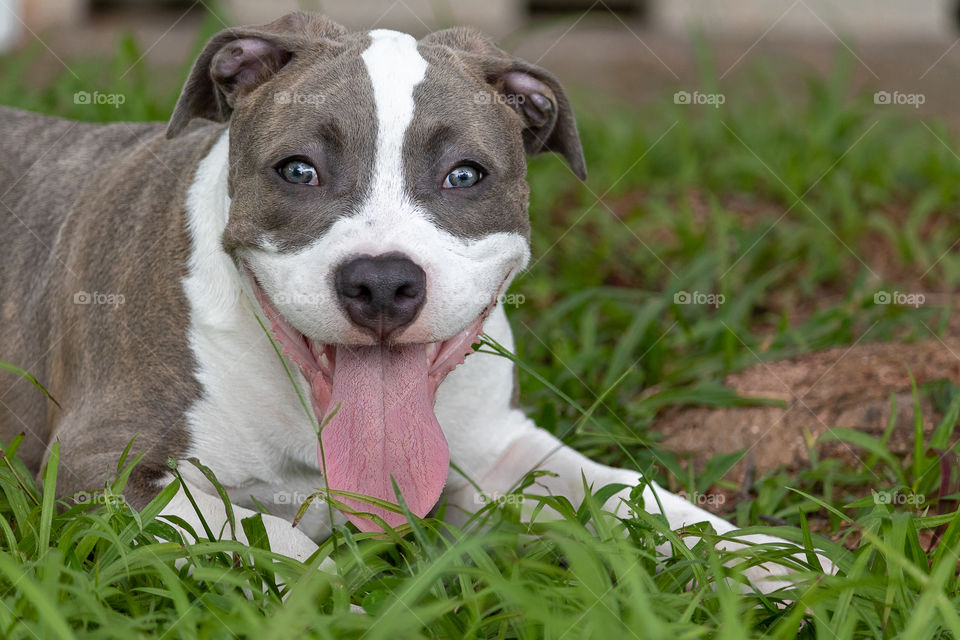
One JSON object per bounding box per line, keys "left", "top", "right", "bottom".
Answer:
{"left": 3, "top": 24, "right": 960, "bottom": 639}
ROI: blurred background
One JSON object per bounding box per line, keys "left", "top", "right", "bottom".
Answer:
{"left": 5, "top": 1, "right": 960, "bottom": 123}
{"left": 4, "top": 0, "right": 960, "bottom": 524}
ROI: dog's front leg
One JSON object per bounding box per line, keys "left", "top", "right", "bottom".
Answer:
{"left": 443, "top": 419, "right": 830, "bottom": 591}
{"left": 444, "top": 410, "right": 741, "bottom": 536}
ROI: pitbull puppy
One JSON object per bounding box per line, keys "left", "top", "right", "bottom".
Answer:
{"left": 0, "top": 12, "right": 806, "bottom": 576}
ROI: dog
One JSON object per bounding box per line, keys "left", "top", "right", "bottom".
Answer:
{"left": 0, "top": 12, "right": 812, "bottom": 582}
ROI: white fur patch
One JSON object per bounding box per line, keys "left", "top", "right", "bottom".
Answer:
{"left": 179, "top": 131, "right": 337, "bottom": 540}
{"left": 246, "top": 219, "right": 529, "bottom": 346}
{"left": 246, "top": 28, "right": 530, "bottom": 346}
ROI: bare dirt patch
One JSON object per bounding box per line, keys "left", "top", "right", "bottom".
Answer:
{"left": 655, "top": 338, "right": 960, "bottom": 483}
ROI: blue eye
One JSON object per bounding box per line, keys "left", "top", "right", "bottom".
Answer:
{"left": 443, "top": 165, "right": 482, "bottom": 189}
{"left": 279, "top": 159, "right": 318, "bottom": 185}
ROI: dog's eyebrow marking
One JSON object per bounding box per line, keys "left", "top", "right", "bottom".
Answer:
{"left": 361, "top": 29, "right": 427, "bottom": 216}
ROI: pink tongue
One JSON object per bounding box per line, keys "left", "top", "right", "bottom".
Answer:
{"left": 319, "top": 344, "right": 450, "bottom": 532}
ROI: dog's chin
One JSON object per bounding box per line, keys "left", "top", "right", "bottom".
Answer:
{"left": 245, "top": 272, "right": 491, "bottom": 533}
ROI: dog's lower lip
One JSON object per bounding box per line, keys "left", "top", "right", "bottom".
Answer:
{"left": 243, "top": 266, "right": 489, "bottom": 383}
{"left": 312, "top": 309, "right": 489, "bottom": 378}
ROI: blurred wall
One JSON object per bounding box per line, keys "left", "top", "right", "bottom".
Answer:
{"left": 4, "top": 0, "right": 958, "bottom": 45}
{"left": 229, "top": 0, "right": 523, "bottom": 39}
{"left": 0, "top": 0, "right": 23, "bottom": 52}
{"left": 657, "top": 0, "right": 953, "bottom": 41}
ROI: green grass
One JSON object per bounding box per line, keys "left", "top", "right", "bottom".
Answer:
{"left": 3, "top": 28, "right": 960, "bottom": 639}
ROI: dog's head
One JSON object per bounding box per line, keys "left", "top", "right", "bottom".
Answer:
{"left": 168, "top": 12, "right": 585, "bottom": 531}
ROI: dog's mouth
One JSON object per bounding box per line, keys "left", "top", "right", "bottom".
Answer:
{"left": 247, "top": 275, "right": 490, "bottom": 532}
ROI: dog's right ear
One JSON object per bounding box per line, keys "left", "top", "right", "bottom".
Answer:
{"left": 166, "top": 12, "right": 345, "bottom": 138}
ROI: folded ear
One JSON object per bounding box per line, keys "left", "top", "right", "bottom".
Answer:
{"left": 488, "top": 65, "right": 586, "bottom": 180}
{"left": 166, "top": 12, "right": 346, "bottom": 138}
{"left": 422, "top": 28, "right": 587, "bottom": 180}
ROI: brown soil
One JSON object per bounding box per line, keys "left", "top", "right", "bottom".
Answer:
{"left": 655, "top": 338, "right": 960, "bottom": 484}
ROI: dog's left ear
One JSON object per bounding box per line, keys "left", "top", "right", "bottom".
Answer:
{"left": 167, "top": 12, "right": 346, "bottom": 138}
{"left": 423, "top": 28, "right": 587, "bottom": 180}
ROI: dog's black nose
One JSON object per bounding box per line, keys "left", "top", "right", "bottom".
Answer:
{"left": 335, "top": 253, "right": 427, "bottom": 339}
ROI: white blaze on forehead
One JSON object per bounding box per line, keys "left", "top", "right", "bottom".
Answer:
{"left": 362, "top": 29, "right": 428, "bottom": 206}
